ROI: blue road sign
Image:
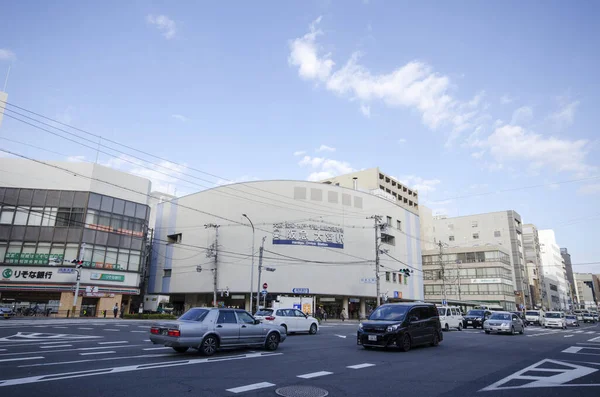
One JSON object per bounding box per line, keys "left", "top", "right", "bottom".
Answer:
{"left": 261, "top": 290, "right": 268, "bottom": 296}
{"left": 442, "top": 299, "right": 447, "bottom": 305}
{"left": 393, "top": 291, "right": 399, "bottom": 298}
{"left": 292, "top": 288, "right": 310, "bottom": 294}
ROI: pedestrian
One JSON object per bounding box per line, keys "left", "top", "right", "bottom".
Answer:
{"left": 103, "top": 309, "right": 107, "bottom": 318}
{"left": 341, "top": 308, "right": 347, "bottom": 322}
{"left": 113, "top": 303, "right": 118, "bottom": 318}
{"left": 120, "top": 303, "right": 124, "bottom": 319}
{"left": 323, "top": 310, "right": 327, "bottom": 322}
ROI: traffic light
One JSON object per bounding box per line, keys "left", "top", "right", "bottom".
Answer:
{"left": 71, "top": 259, "right": 83, "bottom": 265}
{"left": 226, "top": 288, "right": 230, "bottom": 297}
{"left": 401, "top": 268, "right": 412, "bottom": 277}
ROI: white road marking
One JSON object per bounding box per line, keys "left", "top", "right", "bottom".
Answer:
{"left": 52, "top": 327, "right": 68, "bottom": 329}
{"left": 18, "top": 354, "right": 172, "bottom": 368}
{"left": 481, "top": 359, "right": 598, "bottom": 391}
{"left": 143, "top": 347, "right": 170, "bottom": 351}
{"left": 564, "top": 335, "right": 574, "bottom": 338}
{"left": 585, "top": 331, "right": 595, "bottom": 334}
{"left": 0, "top": 349, "right": 5, "bottom": 352}
{"left": 79, "top": 351, "right": 115, "bottom": 356}
{"left": 588, "top": 336, "right": 600, "bottom": 342}
{"left": 0, "top": 356, "right": 44, "bottom": 363}
{"left": 40, "top": 345, "right": 72, "bottom": 349}
{"left": 78, "top": 328, "right": 93, "bottom": 330}
{"left": 575, "top": 331, "right": 584, "bottom": 334}
{"left": 114, "top": 325, "right": 129, "bottom": 327}
{"left": 347, "top": 363, "right": 375, "bottom": 369}
{"left": 143, "top": 339, "right": 150, "bottom": 342}
{"left": 563, "top": 347, "right": 583, "bottom": 354}
{"left": 103, "top": 329, "right": 120, "bottom": 332}
{"left": 0, "top": 344, "right": 142, "bottom": 357}
{"left": 130, "top": 331, "right": 146, "bottom": 333}
{"left": 0, "top": 352, "right": 282, "bottom": 387}
{"left": 297, "top": 371, "right": 333, "bottom": 379}
{"left": 334, "top": 334, "right": 347, "bottom": 339}
{"left": 138, "top": 326, "right": 148, "bottom": 328}
{"left": 98, "top": 341, "right": 128, "bottom": 345}
{"left": 226, "top": 382, "right": 275, "bottom": 394}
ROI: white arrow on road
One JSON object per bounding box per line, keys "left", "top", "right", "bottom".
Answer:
{"left": 334, "top": 334, "right": 347, "bottom": 339}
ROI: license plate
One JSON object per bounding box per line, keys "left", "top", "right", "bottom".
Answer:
{"left": 368, "top": 335, "right": 377, "bottom": 341}
{"left": 161, "top": 330, "right": 168, "bottom": 335}
{"left": 467, "top": 321, "right": 472, "bottom": 324}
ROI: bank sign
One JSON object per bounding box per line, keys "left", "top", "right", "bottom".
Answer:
{"left": 272, "top": 222, "right": 344, "bottom": 249}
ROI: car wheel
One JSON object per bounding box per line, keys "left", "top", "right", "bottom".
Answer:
{"left": 511, "top": 326, "right": 515, "bottom": 335}
{"left": 172, "top": 347, "right": 189, "bottom": 353}
{"left": 444, "top": 323, "right": 449, "bottom": 332}
{"left": 199, "top": 335, "right": 218, "bottom": 356}
{"left": 265, "top": 332, "right": 280, "bottom": 351}
{"left": 485, "top": 330, "right": 490, "bottom": 334}
{"left": 458, "top": 323, "right": 463, "bottom": 331}
{"left": 309, "top": 323, "right": 318, "bottom": 335}
{"left": 431, "top": 332, "right": 440, "bottom": 347}
{"left": 398, "top": 334, "right": 411, "bottom": 352}
{"left": 519, "top": 327, "right": 524, "bottom": 335}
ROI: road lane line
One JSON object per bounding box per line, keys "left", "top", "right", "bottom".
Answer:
{"left": 78, "top": 328, "right": 93, "bottom": 330}
{"left": 562, "top": 347, "right": 582, "bottom": 353}
{"left": 98, "top": 341, "right": 128, "bottom": 345}
{"left": 130, "top": 331, "right": 146, "bottom": 333}
{"left": 347, "top": 363, "right": 375, "bottom": 369}
{"left": 40, "top": 345, "right": 72, "bottom": 349}
{"left": 52, "top": 327, "right": 68, "bottom": 329}
{"left": 114, "top": 325, "right": 129, "bottom": 327}
{"left": 18, "top": 354, "right": 172, "bottom": 368}
{"left": 585, "top": 331, "right": 595, "bottom": 334}
{"left": 574, "top": 331, "right": 584, "bottom": 333}
{"left": 587, "top": 336, "right": 600, "bottom": 342}
{"left": 143, "top": 339, "right": 150, "bottom": 342}
{"left": 79, "top": 351, "right": 116, "bottom": 356}
{"left": 226, "top": 382, "right": 275, "bottom": 394}
{"left": 0, "top": 352, "right": 282, "bottom": 387}
{"left": 103, "top": 329, "right": 120, "bottom": 332}
{"left": 143, "top": 347, "right": 170, "bottom": 351}
{"left": 564, "top": 335, "right": 574, "bottom": 338}
{"left": 0, "top": 356, "right": 44, "bottom": 363}
{"left": 0, "top": 344, "right": 142, "bottom": 357}
{"left": 297, "top": 371, "right": 333, "bottom": 379}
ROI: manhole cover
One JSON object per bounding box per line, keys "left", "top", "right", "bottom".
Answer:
{"left": 275, "top": 385, "right": 329, "bottom": 397}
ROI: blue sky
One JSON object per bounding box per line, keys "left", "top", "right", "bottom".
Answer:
{"left": 0, "top": 1, "right": 599, "bottom": 272}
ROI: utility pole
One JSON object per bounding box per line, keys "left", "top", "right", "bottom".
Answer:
{"left": 456, "top": 261, "right": 462, "bottom": 301}
{"left": 243, "top": 214, "right": 256, "bottom": 313}
{"left": 438, "top": 241, "right": 448, "bottom": 304}
{"left": 205, "top": 224, "right": 220, "bottom": 307}
{"left": 256, "top": 237, "right": 266, "bottom": 311}
{"left": 368, "top": 215, "right": 383, "bottom": 307}
{"left": 71, "top": 243, "right": 86, "bottom": 317}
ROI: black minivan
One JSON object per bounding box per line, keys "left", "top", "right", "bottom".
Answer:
{"left": 357, "top": 302, "right": 443, "bottom": 352}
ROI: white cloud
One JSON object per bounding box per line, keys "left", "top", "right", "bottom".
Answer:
{"left": 549, "top": 100, "right": 579, "bottom": 127}
{"left": 547, "top": 183, "right": 560, "bottom": 191}
{"left": 289, "top": 18, "right": 485, "bottom": 143}
{"left": 66, "top": 155, "right": 86, "bottom": 163}
{"left": 360, "top": 104, "right": 371, "bottom": 118}
{"left": 0, "top": 49, "right": 16, "bottom": 61}
{"left": 500, "top": 95, "right": 514, "bottom": 105}
{"left": 288, "top": 16, "right": 334, "bottom": 81}
{"left": 578, "top": 183, "right": 600, "bottom": 195}
{"left": 146, "top": 14, "right": 176, "bottom": 39}
{"left": 298, "top": 155, "right": 355, "bottom": 181}
{"left": 171, "top": 114, "right": 188, "bottom": 122}
{"left": 397, "top": 138, "right": 407, "bottom": 144}
{"left": 293, "top": 150, "right": 306, "bottom": 156}
{"left": 511, "top": 106, "right": 533, "bottom": 125}
{"left": 485, "top": 125, "right": 594, "bottom": 175}
{"left": 316, "top": 144, "right": 336, "bottom": 152}
{"left": 471, "top": 150, "right": 485, "bottom": 159}
{"left": 398, "top": 175, "right": 441, "bottom": 195}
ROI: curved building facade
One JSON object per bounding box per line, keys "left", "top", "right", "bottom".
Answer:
{"left": 149, "top": 180, "right": 423, "bottom": 319}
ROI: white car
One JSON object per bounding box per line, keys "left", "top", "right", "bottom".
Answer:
{"left": 582, "top": 312, "right": 596, "bottom": 323}
{"left": 525, "top": 310, "right": 544, "bottom": 326}
{"left": 544, "top": 312, "right": 567, "bottom": 329}
{"left": 255, "top": 308, "right": 319, "bottom": 334}
{"left": 437, "top": 306, "right": 464, "bottom": 331}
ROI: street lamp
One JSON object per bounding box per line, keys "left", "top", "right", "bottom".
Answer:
{"left": 242, "top": 214, "right": 256, "bottom": 313}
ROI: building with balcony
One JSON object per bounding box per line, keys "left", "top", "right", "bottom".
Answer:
{"left": 523, "top": 224, "right": 546, "bottom": 309}
{"left": 573, "top": 273, "right": 598, "bottom": 311}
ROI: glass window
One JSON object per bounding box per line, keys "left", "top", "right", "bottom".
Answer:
{"left": 129, "top": 252, "right": 141, "bottom": 272}
{"left": 59, "top": 191, "right": 75, "bottom": 207}
{"left": 65, "top": 244, "right": 79, "bottom": 263}
{"left": 135, "top": 204, "right": 147, "bottom": 219}
{"left": 386, "top": 272, "right": 390, "bottom": 281}
{"left": 55, "top": 208, "right": 71, "bottom": 227}
{"left": 179, "top": 308, "right": 209, "bottom": 322}
{"left": 163, "top": 269, "right": 171, "bottom": 277}
{"left": 449, "top": 236, "right": 455, "bottom": 241}
{"left": 70, "top": 208, "right": 85, "bottom": 227}
{"left": 113, "top": 199, "right": 125, "bottom": 215}
{"left": 100, "top": 196, "right": 113, "bottom": 212}
{"left": 95, "top": 231, "right": 109, "bottom": 246}
{"left": 83, "top": 245, "right": 93, "bottom": 263}
{"left": 107, "top": 233, "right": 120, "bottom": 247}
{"left": 27, "top": 207, "right": 43, "bottom": 226}
{"left": 5, "top": 242, "right": 22, "bottom": 263}
{"left": 82, "top": 228, "right": 96, "bottom": 244}
{"left": 117, "top": 249, "right": 130, "bottom": 269}
{"left": 393, "top": 273, "right": 397, "bottom": 283}
{"left": 88, "top": 193, "right": 102, "bottom": 210}
{"left": 472, "top": 233, "right": 479, "bottom": 240}
{"left": 36, "top": 242, "right": 51, "bottom": 257}
{"left": 86, "top": 210, "right": 97, "bottom": 228}
{"left": 92, "top": 246, "right": 106, "bottom": 264}
{"left": 131, "top": 237, "right": 143, "bottom": 251}
{"left": 42, "top": 208, "right": 57, "bottom": 226}
{"left": 397, "top": 220, "right": 402, "bottom": 230}
{"left": 18, "top": 189, "right": 33, "bottom": 205}
{"left": 49, "top": 244, "right": 65, "bottom": 264}
{"left": 124, "top": 201, "right": 136, "bottom": 217}
{"left": 236, "top": 311, "right": 255, "bottom": 324}
{"left": 32, "top": 190, "right": 47, "bottom": 206}
{"left": 110, "top": 215, "right": 123, "bottom": 231}
{"left": 0, "top": 206, "right": 15, "bottom": 224}
{"left": 106, "top": 247, "right": 119, "bottom": 268}
{"left": 0, "top": 243, "right": 6, "bottom": 263}
{"left": 73, "top": 192, "right": 88, "bottom": 208}
{"left": 45, "top": 190, "right": 60, "bottom": 207}
{"left": 494, "top": 230, "right": 501, "bottom": 237}
{"left": 20, "top": 244, "right": 36, "bottom": 264}
{"left": 217, "top": 310, "right": 237, "bottom": 324}
{"left": 476, "top": 252, "right": 486, "bottom": 262}
{"left": 14, "top": 207, "right": 28, "bottom": 225}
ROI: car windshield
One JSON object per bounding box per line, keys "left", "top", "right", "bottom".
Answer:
{"left": 438, "top": 308, "right": 446, "bottom": 316}
{"left": 368, "top": 305, "right": 409, "bottom": 321}
{"left": 467, "top": 310, "right": 484, "bottom": 316}
{"left": 526, "top": 311, "right": 539, "bottom": 316}
{"left": 566, "top": 315, "right": 576, "bottom": 319}
{"left": 178, "top": 308, "right": 209, "bottom": 321}
{"left": 255, "top": 310, "right": 273, "bottom": 316}
{"left": 490, "top": 313, "right": 511, "bottom": 321}
{"left": 546, "top": 313, "right": 561, "bottom": 318}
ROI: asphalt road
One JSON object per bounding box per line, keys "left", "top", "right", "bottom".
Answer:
{"left": 1, "top": 318, "right": 599, "bottom": 396}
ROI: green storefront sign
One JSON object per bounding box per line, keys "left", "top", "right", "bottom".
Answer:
{"left": 91, "top": 273, "right": 125, "bottom": 282}
{"left": 4, "top": 253, "right": 64, "bottom": 265}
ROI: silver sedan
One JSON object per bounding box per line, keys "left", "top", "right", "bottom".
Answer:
{"left": 484, "top": 311, "right": 525, "bottom": 335}
{"left": 149, "top": 307, "right": 286, "bottom": 356}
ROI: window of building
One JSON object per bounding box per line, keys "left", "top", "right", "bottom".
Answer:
{"left": 397, "top": 220, "right": 402, "bottom": 230}
{"left": 392, "top": 273, "right": 397, "bottom": 283}
{"left": 385, "top": 272, "right": 390, "bottom": 281}
{"left": 448, "top": 223, "right": 454, "bottom": 230}
{"left": 473, "top": 233, "right": 479, "bottom": 240}
{"left": 386, "top": 216, "right": 392, "bottom": 226}
{"left": 472, "top": 221, "right": 478, "bottom": 228}
{"left": 13, "top": 207, "right": 29, "bottom": 225}
{"left": 494, "top": 230, "right": 501, "bottom": 237}
{"left": 0, "top": 206, "right": 15, "bottom": 224}
{"left": 385, "top": 177, "right": 390, "bottom": 183}
{"left": 381, "top": 233, "right": 395, "bottom": 246}
{"left": 167, "top": 233, "right": 182, "bottom": 244}
{"left": 379, "top": 173, "right": 384, "bottom": 180}
{"left": 129, "top": 252, "right": 141, "bottom": 272}
{"left": 163, "top": 269, "right": 172, "bottom": 277}
{"left": 27, "top": 207, "right": 43, "bottom": 226}
{"left": 380, "top": 185, "right": 385, "bottom": 191}
{"left": 449, "top": 236, "right": 455, "bottom": 241}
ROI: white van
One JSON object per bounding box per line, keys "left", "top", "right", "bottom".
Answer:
{"left": 525, "top": 310, "right": 545, "bottom": 326}
{"left": 437, "top": 306, "right": 464, "bottom": 331}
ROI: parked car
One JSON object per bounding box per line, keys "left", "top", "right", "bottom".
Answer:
{"left": 484, "top": 312, "right": 525, "bottom": 335}
{"left": 591, "top": 312, "right": 599, "bottom": 322}
{"left": 254, "top": 308, "right": 319, "bottom": 334}
{"left": 463, "top": 309, "right": 492, "bottom": 329}
{"left": 525, "top": 310, "right": 545, "bottom": 326}
{"left": 437, "top": 306, "right": 464, "bottom": 331}
{"left": 0, "top": 306, "right": 15, "bottom": 319}
{"left": 357, "top": 302, "right": 443, "bottom": 352}
{"left": 565, "top": 315, "right": 580, "bottom": 327}
{"left": 544, "top": 312, "right": 567, "bottom": 329}
{"left": 149, "top": 307, "right": 286, "bottom": 355}
{"left": 582, "top": 311, "right": 596, "bottom": 323}
{"left": 511, "top": 312, "right": 528, "bottom": 327}
{"left": 574, "top": 311, "right": 584, "bottom": 322}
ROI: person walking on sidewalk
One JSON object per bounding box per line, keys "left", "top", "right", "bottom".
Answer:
{"left": 340, "top": 308, "right": 347, "bottom": 322}
{"left": 113, "top": 303, "right": 118, "bottom": 318}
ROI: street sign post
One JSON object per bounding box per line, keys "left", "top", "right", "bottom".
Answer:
{"left": 292, "top": 288, "right": 310, "bottom": 294}
{"left": 263, "top": 282, "right": 268, "bottom": 290}
{"left": 442, "top": 299, "right": 447, "bottom": 306}
{"left": 261, "top": 289, "right": 267, "bottom": 296}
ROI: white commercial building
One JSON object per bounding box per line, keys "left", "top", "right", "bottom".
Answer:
{"left": 0, "top": 159, "right": 151, "bottom": 317}
{"left": 149, "top": 179, "right": 424, "bottom": 319}
{"left": 522, "top": 224, "right": 547, "bottom": 309}
{"left": 538, "top": 229, "right": 569, "bottom": 310}
{"left": 573, "top": 273, "right": 598, "bottom": 311}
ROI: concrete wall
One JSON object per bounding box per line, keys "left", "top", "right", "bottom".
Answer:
{"left": 149, "top": 180, "right": 423, "bottom": 301}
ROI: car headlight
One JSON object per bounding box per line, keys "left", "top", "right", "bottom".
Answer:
{"left": 386, "top": 324, "right": 401, "bottom": 332}
{"left": 501, "top": 322, "right": 511, "bottom": 327}
{"left": 359, "top": 323, "right": 363, "bottom": 330}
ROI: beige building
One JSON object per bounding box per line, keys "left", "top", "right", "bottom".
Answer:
{"left": 573, "top": 273, "right": 598, "bottom": 311}
{"left": 320, "top": 168, "right": 419, "bottom": 214}
{"left": 523, "top": 224, "right": 546, "bottom": 309}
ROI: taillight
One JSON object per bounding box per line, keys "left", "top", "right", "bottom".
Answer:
{"left": 150, "top": 327, "right": 159, "bottom": 334}
{"left": 265, "top": 316, "right": 275, "bottom": 321}
{"left": 168, "top": 329, "right": 180, "bottom": 337}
